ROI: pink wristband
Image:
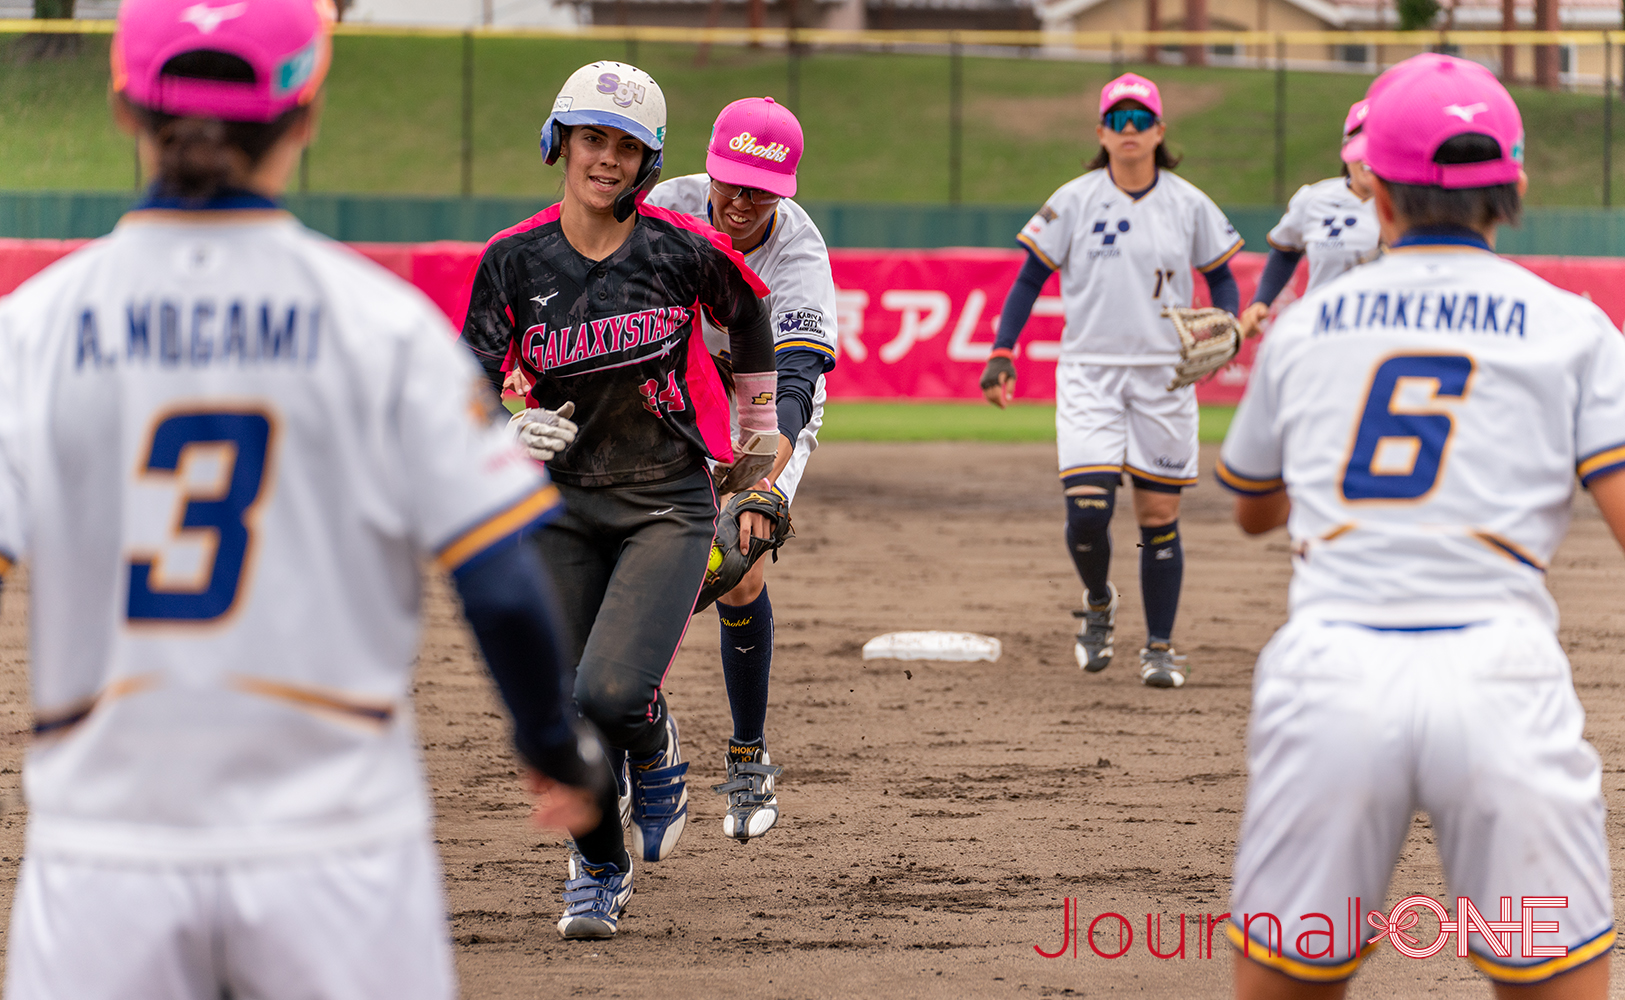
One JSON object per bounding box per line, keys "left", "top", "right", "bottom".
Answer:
{"left": 734, "top": 370, "right": 779, "bottom": 438}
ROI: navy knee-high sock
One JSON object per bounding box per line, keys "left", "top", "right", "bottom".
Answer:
{"left": 1139, "top": 521, "right": 1184, "bottom": 644}
{"left": 717, "top": 586, "right": 773, "bottom": 743}
{"left": 1064, "top": 489, "right": 1115, "bottom": 606}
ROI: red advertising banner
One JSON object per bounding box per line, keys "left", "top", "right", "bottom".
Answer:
{"left": 5, "top": 238, "right": 1624, "bottom": 407}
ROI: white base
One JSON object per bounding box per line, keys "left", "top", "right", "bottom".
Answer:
{"left": 861, "top": 631, "right": 1001, "bottom": 663}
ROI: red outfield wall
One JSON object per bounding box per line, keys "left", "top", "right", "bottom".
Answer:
{"left": 6, "top": 239, "right": 1623, "bottom": 406}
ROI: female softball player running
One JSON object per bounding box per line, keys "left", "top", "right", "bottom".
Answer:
{"left": 461, "top": 62, "right": 777, "bottom": 938}
{"left": 981, "top": 72, "right": 1242, "bottom": 689}
{"left": 1222, "top": 54, "right": 1623, "bottom": 998}
{"left": 1237, "top": 99, "right": 1381, "bottom": 340}
{"left": 0, "top": 1, "right": 609, "bottom": 996}
{"left": 645, "top": 96, "right": 837, "bottom": 844}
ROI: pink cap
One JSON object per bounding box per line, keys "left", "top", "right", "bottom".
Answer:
{"left": 1340, "top": 99, "right": 1370, "bottom": 163}
{"left": 1361, "top": 53, "right": 1523, "bottom": 189}
{"left": 1099, "top": 73, "right": 1162, "bottom": 119}
{"left": 706, "top": 97, "right": 803, "bottom": 199}
{"left": 113, "top": 0, "right": 334, "bottom": 123}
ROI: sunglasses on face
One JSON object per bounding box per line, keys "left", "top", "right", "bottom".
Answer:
{"left": 710, "top": 180, "right": 782, "bottom": 206}
{"left": 1102, "top": 108, "right": 1159, "bottom": 133}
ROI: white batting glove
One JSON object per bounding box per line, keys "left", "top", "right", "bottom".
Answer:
{"left": 508, "top": 401, "right": 577, "bottom": 462}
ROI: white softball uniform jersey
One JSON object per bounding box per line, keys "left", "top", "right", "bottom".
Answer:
{"left": 1219, "top": 244, "right": 1624, "bottom": 982}
{"left": 0, "top": 215, "right": 557, "bottom": 865}
{"left": 1267, "top": 177, "right": 1380, "bottom": 295}
{"left": 1018, "top": 168, "right": 1242, "bottom": 365}
{"left": 646, "top": 173, "right": 837, "bottom": 503}
{"left": 1219, "top": 247, "right": 1625, "bottom": 629}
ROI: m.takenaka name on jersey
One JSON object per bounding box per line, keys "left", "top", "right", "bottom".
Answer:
{"left": 1310, "top": 287, "right": 1526, "bottom": 337}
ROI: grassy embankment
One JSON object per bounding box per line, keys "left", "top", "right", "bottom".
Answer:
{"left": 2, "top": 34, "right": 1620, "bottom": 206}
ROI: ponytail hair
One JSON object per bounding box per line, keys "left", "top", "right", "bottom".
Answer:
{"left": 127, "top": 49, "right": 309, "bottom": 200}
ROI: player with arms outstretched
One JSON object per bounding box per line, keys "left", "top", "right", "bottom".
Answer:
{"left": 0, "top": 1, "right": 608, "bottom": 996}
{"left": 461, "top": 62, "right": 777, "bottom": 937}
{"left": 982, "top": 72, "right": 1243, "bottom": 689}
{"left": 1237, "top": 99, "right": 1381, "bottom": 340}
{"left": 1221, "top": 54, "right": 1622, "bottom": 998}
{"left": 645, "top": 95, "right": 836, "bottom": 843}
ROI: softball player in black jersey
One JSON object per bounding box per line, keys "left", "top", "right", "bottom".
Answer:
{"left": 461, "top": 61, "right": 778, "bottom": 941}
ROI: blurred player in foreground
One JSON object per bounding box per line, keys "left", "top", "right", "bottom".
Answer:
{"left": 1237, "top": 99, "right": 1381, "bottom": 340}
{"left": 0, "top": 0, "right": 609, "bottom": 995}
{"left": 645, "top": 96, "right": 837, "bottom": 843}
{"left": 462, "top": 62, "right": 777, "bottom": 937}
{"left": 982, "top": 72, "right": 1243, "bottom": 689}
{"left": 1221, "top": 53, "right": 1623, "bottom": 999}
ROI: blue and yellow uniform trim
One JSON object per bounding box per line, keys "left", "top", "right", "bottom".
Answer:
{"left": 436, "top": 484, "right": 562, "bottom": 574}
{"left": 1265, "top": 235, "right": 1304, "bottom": 254}
{"left": 1198, "top": 237, "right": 1246, "bottom": 273}
{"left": 1124, "top": 462, "right": 1199, "bottom": 488}
{"left": 1470, "top": 926, "right": 1614, "bottom": 984}
{"left": 775, "top": 339, "right": 837, "bottom": 367}
{"left": 1215, "top": 459, "right": 1286, "bottom": 496}
{"left": 1016, "top": 232, "right": 1061, "bottom": 272}
{"left": 1577, "top": 441, "right": 1625, "bottom": 487}
{"left": 1472, "top": 531, "right": 1546, "bottom": 573}
{"left": 1059, "top": 463, "right": 1123, "bottom": 480}
{"left": 1226, "top": 922, "right": 1377, "bottom": 982}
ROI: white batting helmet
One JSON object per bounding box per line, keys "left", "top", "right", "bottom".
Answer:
{"left": 540, "top": 61, "right": 666, "bottom": 220}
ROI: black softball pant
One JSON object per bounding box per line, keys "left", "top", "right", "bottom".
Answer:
{"left": 530, "top": 466, "right": 717, "bottom": 760}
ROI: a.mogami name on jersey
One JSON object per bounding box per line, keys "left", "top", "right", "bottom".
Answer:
{"left": 1313, "top": 290, "right": 1528, "bottom": 338}
{"left": 75, "top": 299, "right": 321, "bottom": 370}
{"left": 521, "top": 305, "right": 692, "bottom": 377}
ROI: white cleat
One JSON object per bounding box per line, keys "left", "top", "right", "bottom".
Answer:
{"left": 1072, "top": 583, "right": 1118, "bottom": 673}
{"left": 711, "top": 740, "right": 783, "bottom": 842}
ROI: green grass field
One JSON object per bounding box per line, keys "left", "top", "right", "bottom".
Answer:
{"left": 1, "top": 34, "right": 1619, "bottom": 206}
{"left": 819, "top": 402, "right": 1236, "bottom": 442}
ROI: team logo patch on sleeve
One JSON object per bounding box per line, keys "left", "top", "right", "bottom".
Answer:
{"left": 777, "top": 309, "right": 827, "bottom": 339}
{"left": 1038, "top": 204, "right": 1058, "bottom": 223}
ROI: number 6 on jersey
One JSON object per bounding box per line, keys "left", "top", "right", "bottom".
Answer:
{"left": 1341, "top": 354, "right": 1473, "bottom": 502}
{"left": 127, "top": 410, "right": 275, "bottom": 623}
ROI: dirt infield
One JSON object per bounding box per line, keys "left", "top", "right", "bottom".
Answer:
{"left": 0, "top": 441, "right": 1622, "bottom": 997}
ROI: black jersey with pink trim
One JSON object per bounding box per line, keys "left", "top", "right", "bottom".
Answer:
{"left": 463, "top": 203, "right": 774, "bottom": 487}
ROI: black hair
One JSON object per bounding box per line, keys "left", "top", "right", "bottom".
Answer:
{"left": 129, "top": 50, "right": 307, "bottom": 201}
{"left": 1382, "top": 133, "right": 1522, "bottom": 230}
{"left": 1086, "top": 142, "right": 1181, "bottom": 172}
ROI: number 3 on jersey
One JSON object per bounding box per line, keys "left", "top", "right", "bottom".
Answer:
{"left": 1342, "top": 354, "right": 1473, "bottom": 501}
{"left": 128, "top": 410, "right": 274, "bottom": 623}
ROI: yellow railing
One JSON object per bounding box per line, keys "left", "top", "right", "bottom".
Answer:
{"left": 0, "top": 20, "right": 1619, "bottom": 47}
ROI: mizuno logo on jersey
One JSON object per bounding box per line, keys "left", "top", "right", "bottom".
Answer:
{"left": 522, "top": 305, "right": 691, "bottom": 377}
{"left": 1313, "top": 290, "right": 1527, "bottom": 338}
{"left": 75, "top": 300, "right": 320, "bottom": 371}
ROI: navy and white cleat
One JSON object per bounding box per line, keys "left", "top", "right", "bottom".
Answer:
{"left": 1072, "top": 583, "right": 1118, "bottom": 673}
{"left": 628, "top": 714, "right": 689, "bottom": 862}
{"left": 711, "top": 739, "right": 784, "bottom": 843}
{"left": 556, "top": 849, "right": 633, "bottom": 940}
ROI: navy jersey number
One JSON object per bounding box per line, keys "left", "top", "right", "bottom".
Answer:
{"left": 128, "top": 411, "right": 274, "bottom": 622}
{"left": 1341, "top": 354, "right": 1473, "bottom": 501}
